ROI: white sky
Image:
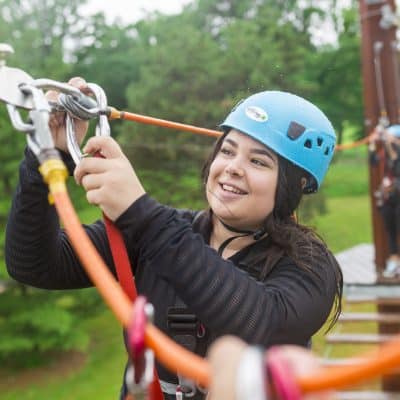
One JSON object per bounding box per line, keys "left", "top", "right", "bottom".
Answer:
{"left": 81, "top": 1, "right": 400, "bottom": 46}
{"left": 81, "top": 0, "right": 194, "bottom": 24}
{"left": 83, "top": 0, "right": 400, "bottom": 26}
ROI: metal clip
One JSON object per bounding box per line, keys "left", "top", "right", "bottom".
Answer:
{"left": 0, "top": 47, "right": 111, "bottom": 164}
{"left": 177, "top": 376, "right": 197, "bottom": 399}
{"left": 61, "top": 82, "right": 110, "bottom": 165}
{"left": 126, "top": 296, "right": 155, "bottom": 397}
{"left": 5, "top": 82, "right": 59, "bottom": 161}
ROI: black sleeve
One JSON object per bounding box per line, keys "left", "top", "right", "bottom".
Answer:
{"left": 115, "top": 195, "right": 337, "bottom": 347}
{"left": 5, "top": 148, "right": 116, "bottom": 289}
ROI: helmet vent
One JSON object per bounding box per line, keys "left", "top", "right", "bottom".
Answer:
{"left": 287, "top": 121, "right": 306, "bottom": 140}
{"left": 304, "top": 139, "right": 312, "bottom": 149}
{"left": 317, "top": 137, "right": 323, "bottom": 146}
{"left": 324, "top": 147, "right": 330, "bottom": 155}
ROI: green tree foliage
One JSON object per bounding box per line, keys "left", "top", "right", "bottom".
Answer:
{"left": 0, "top": 0, "right": 91, "bottom": 216}
{"left": 71, "top": 17, "right": 141, "bottom": 110}
{"left": 0, "top": 0, "right": 87, "bottom": 78}
{"left": 120, "top": 0, "right": 361, "bottom": 147}
{"left": 304, "top": 1, "right": 363, "bottom": 143}
{"left": 0, "top": 0, "right": 105, "bottom": 365}
{"left": 119, "top": 0, "right": 362, "bottom": 217}
{"left": 0, "top": 286, "right": 102, "bottom": 367}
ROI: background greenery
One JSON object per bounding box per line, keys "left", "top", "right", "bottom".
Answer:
{"left": 0, "top": 0, "right": 377, "bottom": 397}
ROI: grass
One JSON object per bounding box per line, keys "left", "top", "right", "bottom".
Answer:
{"left": 0, "top": 309, "right": 126, "bottom": 400}
{"left": 310, "top": 194, "right": 372, "bottom": 253}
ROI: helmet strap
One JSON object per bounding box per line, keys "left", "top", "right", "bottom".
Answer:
{"left": 216, "top": 218, "right": 266, "bottom": 256}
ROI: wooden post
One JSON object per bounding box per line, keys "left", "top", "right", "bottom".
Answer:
{"left": 359, "top": 0, "right": 400, "bottom": 392}
{"left": 359, "top": 0, "right": 398, "bottom": 276}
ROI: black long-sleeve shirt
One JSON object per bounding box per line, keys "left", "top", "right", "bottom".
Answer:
{"left": 5, "top": 149, "right": 338, "bottom": 389}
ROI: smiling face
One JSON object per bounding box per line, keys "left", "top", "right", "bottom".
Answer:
{"left": 206, "top": 129, "right": 279, "bottom": 231}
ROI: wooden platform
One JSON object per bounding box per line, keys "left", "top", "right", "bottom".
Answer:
{"left": 345, "top": 295, "right": 400, "bottom": 305}
{"left": 324, "top": 244, "right": 400, "bottom": 397}
{"left": 339, "top": 312, "right": 400, "bottom": 324}
{"left": 326, "top": 333, "right": 395, "bottom": 344}
{"left": 334, "top": 243, "right": 400, "bottom": 286}
{"left": 336, "top": 243, "right": 377, "bottom": 285}
{"left": 336, "top": 392, "right": 400, "bottom": 400}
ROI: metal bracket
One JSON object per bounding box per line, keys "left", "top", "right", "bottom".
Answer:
{"left": 0, "top": 66, "right": 35, "bottom": 109}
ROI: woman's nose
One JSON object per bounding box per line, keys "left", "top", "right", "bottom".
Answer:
{"left": 225, "top": 158, "right": 244, "bottom": 177}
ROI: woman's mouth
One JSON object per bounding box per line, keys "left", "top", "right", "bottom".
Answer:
{"left": 220, "top": 183, "right": 248, "bottom": 195}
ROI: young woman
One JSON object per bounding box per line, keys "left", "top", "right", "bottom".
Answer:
{"left": 6, "top": 86, "right": 343, "bottom": 399}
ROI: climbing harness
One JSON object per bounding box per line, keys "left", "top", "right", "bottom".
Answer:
{"left": 166, "top": 296, "right": 209, "bottom": 399}
{"left": 5, "top": 52, "right": 400, "bottom": 399}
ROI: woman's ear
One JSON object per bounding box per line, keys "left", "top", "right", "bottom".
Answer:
{"left": 301, "top": 177, "right": 307, "bottom": 189}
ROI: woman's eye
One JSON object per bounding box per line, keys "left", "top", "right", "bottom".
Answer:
{"left": 220, "top": 147, "right": 233, "bottom": 155}
{"left": 251, "top": 158, "right": 268, "bottom": 167}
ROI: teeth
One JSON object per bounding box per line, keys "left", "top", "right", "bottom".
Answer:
{"left": 222, "top": 184, "right": 245, "bottom": 194}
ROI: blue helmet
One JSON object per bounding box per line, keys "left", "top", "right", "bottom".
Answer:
{"left": 220, "top": 91, "right": 336, "bottom": 193}
{"left": 386, "top": 125, "right": 400, "bottom": 138}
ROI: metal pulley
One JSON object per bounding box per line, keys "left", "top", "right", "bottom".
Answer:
{"left": 0, "top": 43, "right": 35, "bottom": 110}
{"left": 0, "top": 43, "right": 111, "bottom": 163}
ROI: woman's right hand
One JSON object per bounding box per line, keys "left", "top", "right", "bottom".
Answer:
{"left": 46, "top": 77, "right": 90, "bottom": 153}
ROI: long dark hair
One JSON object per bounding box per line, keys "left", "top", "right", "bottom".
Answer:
{"left": 202, "top": 131, "right": 343, "bottom": 330}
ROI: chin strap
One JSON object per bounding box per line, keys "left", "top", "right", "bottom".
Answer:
{"left": 217, "top": 219, "right": 266, "bottom": 256}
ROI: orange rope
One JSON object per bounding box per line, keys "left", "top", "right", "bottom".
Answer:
{"left": 298, "top": 340, "right": 400, "bottom": 392}
{"left": 335, "top": 135, "right": 371, "bottom": 150}
{"left": 51, "top": 189, "right": 210, "bottom": 387}
{"left": 109, "top": 107, "right": 377, "bottom": 152}
{"left": 108, "top": 107, "right": 221, "bottom": 138}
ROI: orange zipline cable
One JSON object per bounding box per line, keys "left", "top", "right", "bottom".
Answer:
{"left": 335, "top": 135, "right": 371, "bottom": 150}
{"left": 108, "top": 107, "right": 221, "bottom": 138}
{"left": 39, "top": 126, "right": 400, "bottom": 395}
{"left": 108, "top": 106, "right": 376, "bottom": 151}
{"left": 49, "top": 187, "right": 210, "bottom": 387}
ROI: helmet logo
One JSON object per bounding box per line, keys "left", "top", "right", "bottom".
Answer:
{"left": 245, "top": 106, "right": 268, "bottom": 122}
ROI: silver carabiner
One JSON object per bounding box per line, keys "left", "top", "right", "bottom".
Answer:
{"left": 64, "top": 82, "right": 110, "bottom": 165}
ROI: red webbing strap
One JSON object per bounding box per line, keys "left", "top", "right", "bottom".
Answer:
{"left": 104, "top": 215, "right": 137, "bottom": 301}
{"left": 103, "top": 215, "right": 164, "bottom": 400}
{"left": 93, "top": 149, "right": 162, "bottom": 399}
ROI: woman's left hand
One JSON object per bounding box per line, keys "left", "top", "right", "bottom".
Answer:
{"left": 74, "top": 136, "right": 145, "bottom": 221}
